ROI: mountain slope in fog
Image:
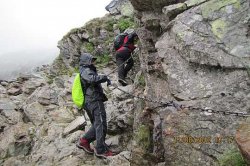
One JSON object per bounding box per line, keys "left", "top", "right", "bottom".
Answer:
{"left": 0, "top": 48, "right": 57, "bottom": 80}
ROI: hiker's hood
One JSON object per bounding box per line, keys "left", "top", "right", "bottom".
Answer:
{"left": 79, "top": 53, "right": 96, "bottom": 66}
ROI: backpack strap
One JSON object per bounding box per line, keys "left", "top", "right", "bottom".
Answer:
{"left": 79, "top": 70, "right": 90, "bottom": 95}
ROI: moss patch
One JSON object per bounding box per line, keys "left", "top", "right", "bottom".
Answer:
{"left": 218, "top": 147, "right": 247, "bottom": 166}
{"left": 135, "top": 125, "right": 151, "bottom": 151}
{"left": 201, "top": 0, "right": 241, "bottom": 19}
{"left": 211, "top": 19, "right": 227, "bottom": 39}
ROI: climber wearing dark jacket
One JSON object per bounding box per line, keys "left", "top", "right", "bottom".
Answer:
{"left": 76, "top": 53, "right": 113, "bottom": 158}
{"left": 115, "top": 31, "right": 138, "bottom": 86}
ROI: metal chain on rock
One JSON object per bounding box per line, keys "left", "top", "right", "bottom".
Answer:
{"left": 112, "top": 85, "right": 250, "bottom": 118}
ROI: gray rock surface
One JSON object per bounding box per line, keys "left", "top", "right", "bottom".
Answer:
{"left": 132, "top": 0, "right": 250, "bottom": 165}
{"left": 7, "top": 87, "right": 22, "bottom": 96}
{"left": 63, "top": 116, "right": 86, "bottom": 137}
{"left": 106, "top": 0, "right": 134, "bottom": 17}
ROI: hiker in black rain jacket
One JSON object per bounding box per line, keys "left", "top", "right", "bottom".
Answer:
{"left": 76, "top": 53, "right": 114, "bottom": 158}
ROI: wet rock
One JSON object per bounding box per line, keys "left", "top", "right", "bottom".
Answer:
{"left": 0, "top": 98, "right": 16, "bottom": 111}
{"left": 129, "top": 0, "right": 176, "bottom": 12}
{"left": 7, "top": 88, "right": 22, "bottom": 96}
{"left": 100, "top": 29, "right": 109, "bottom": 40}
{"left": 0, "top": 81, "right": 8, "bottom": 86}
{"left": 185, "top": 0, "right": 207, "bottom": 8}
{"left": 106, "top": 135, "right": 120, "bottom": 147}
{"left": 9, "top": 82, "right": 21, "bottom": 89}
{"left": 106, "top": 99, "right": 134, "bottom": 134}
{"left": 24, "top": 102, "right": 48, "bottom": 125}
{"left": 0, "top": 123, "right": 33, "bottom": 159}
{"left": 108, "top": 151, "right": 131, "bottom": 166}
{"left": 54, "top": 77, "right": 65, "bottom": 88}
{"left": 105, "top": 0, "right": 134, "bottom": 17}
{"left": 37, "top": 86, "right": 58, "bottom": 106}
{"left": 63, "top": 116, "right": 86, "bottom": 137}
{"left": 168, "top": 0, "right": 250, "bottom": 68}
{"left": 111, "top": 85, "right": 134, "bottom": 100}
{"left": 162, "top": 3, "right": 187, "bottom": 20}
{"left": 46, "top": 122, "right": 65, "bottom": 142}
{"left": 1, "top": 109, "right": 23, "bottom": 125}
{"left": 22, "top": 78, "right": 45, "bottom": 95}
{"left": 66, "top": 130, "right": 83, "bottom": 143}
{"left": 49, "top": 107, "right": 75, "bottom": 124}
{"left": 0, "top": 85, "right": 7, "bottom": 94}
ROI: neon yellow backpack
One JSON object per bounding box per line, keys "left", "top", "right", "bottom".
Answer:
{"left": 72, "top": 73, "right": 85, "bottom": 108}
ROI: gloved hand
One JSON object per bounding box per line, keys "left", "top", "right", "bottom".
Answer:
{"left": 107, "top": 79, "right": 112, "bottom": 86}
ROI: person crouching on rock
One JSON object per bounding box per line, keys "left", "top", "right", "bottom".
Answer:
{"left": 115, "top": 31, "right": 138, "bottom": 86}
{"left": 76, "top": 53, "right": 114, "bottom": 158}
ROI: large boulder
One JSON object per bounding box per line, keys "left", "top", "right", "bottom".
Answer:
{"left": 0, "top": 99, "right": 23, "bottom": 127}
{"left": 63, "top": 116, "right": 86, "bottom": 137}
{"left": 105, "top": 0, "right": 134, "bottom": 17}
{"left": 24, "top": 102, "right": 48, "bottom": 126}
{"left": 129, "top": 0, "right": 250, "bottom": 165}
{"left": 0, "top": 123, "right": 33, "bottom": 160}
{"left": 22, "top": 78, "right": 45, "bottom": 95}
{"left": 165, "top": 0, "right": 250, "bottom": 69}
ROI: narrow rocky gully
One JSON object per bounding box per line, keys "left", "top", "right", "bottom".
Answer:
{"left": 1, "top": 0, "right": 250, "bottom": 165}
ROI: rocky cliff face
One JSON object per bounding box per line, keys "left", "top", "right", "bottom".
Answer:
{"left": 129, "top": 0, "right": 250, "bottom": 165}
{"left": 1, "top": 0, "right": 250, "bottom": 165}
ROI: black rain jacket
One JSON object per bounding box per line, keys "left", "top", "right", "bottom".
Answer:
{"left": 79, "top": 53, "right": 108, "bottom": 103}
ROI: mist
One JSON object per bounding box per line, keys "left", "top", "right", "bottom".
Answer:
{"left": 0, "top": 0, "right": 111, "bottom": 80}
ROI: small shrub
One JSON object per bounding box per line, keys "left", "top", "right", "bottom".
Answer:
{"left": 47, "top": 77, "right": 54, "bottom": 85}
{"left": 104, "top": 19, "right": 116, "bottom": 32}
{"left": 84, "top": 43, "right": 95, "bottom": 53}
{"left": 138, "top": 74, "right": 146, "bottom": 87}
{"left": 118, "top": 17, "right": 135, "bottom": 32}
{"left": 96, "top": 54, "right": 111, "bottom": 67}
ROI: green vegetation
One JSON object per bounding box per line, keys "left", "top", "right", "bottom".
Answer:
{"left": 84, "top": 18, "right": 102, "bottom": 35}
{"left": 118, "top": 17, "right": 136, "bottom": 32}
{"left": 52, "top": 56, "right": 69, "bottom": 75}
{"left": 46, "top": 76, "right": 54, "bottom": 85}
{"left": 135, "top": 125, "right": 151, "bottom": 151}
{"left": 138, "top": 74, "right": 146, "bottom": 87}
{"left": 62, "top": 28, "right": 87, "bottom": 40}
{"left": 96, "top": 54, "right": 111, "bottom": 67}
{"left": 218, "top": 147, "right": 247, "bottom": 166}
{"left": 46, "top": 55, "right": 79, "bottom": 83}
{"left": 84, "top": 42, "right": 95, "bottom": 53}
{"left": 104, "top": 18, "right": 116, "bottom": 32}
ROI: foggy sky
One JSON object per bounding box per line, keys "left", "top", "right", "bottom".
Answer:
{"left": 0, "top": 0, "right": 111, "bottom": 79}
{"left": 0, "top": 0, "right": 110, "bottom": 54}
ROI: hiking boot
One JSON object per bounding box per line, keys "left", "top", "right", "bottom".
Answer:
{"left": 118, "top": 79, "right": 128, "bottom": 86}
{"left": 95, "top": 150, "right": 115, "bottom": 159}
{"left": 76, "top": 138, "right": 94, "bottom": 154}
